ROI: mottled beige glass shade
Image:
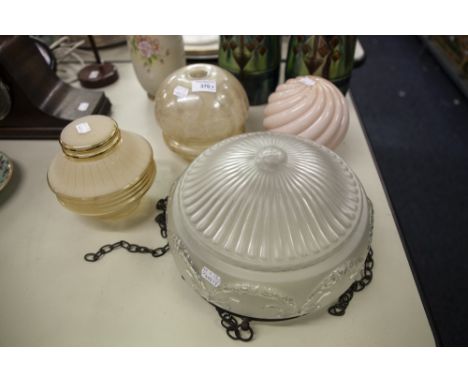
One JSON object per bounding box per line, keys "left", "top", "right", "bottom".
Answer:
{"left": 263, "top": 76, "right": 349, "bottom": 150}
{"left": 154, "top": 63, "right": 249, "bottom": 161}
{"left": 47, "top": 115, "right": 156, "bottom": 218}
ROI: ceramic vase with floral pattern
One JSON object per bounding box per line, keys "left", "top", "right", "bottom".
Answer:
{"left": 128, "top": 35, "right": 186, "bottom": 99}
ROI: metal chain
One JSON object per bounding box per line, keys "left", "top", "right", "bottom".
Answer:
{"left": 84, "top": 197, "right": 169, "bottom": 262}
{"left": 84, "top": 194, "right": 374, "bottom": 339}
{"left": 154, "top": 197, "right": 168, "bottom": 239}
{"left": 215, "top": 306, "right": 254, "bottom": 342}
{"left": 328, "top": 247, "right": 374, "bottom": 316}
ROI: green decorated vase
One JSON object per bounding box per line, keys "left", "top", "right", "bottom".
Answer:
{"left": 286, "top": 36, "right": 356, "bottom": 94}
{"left": 218, "top": 36, "right": 281, "bottom": 105}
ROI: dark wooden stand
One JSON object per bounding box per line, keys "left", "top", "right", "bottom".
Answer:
{"left": 0, "top": 36, "right": 111, "bottom": 139}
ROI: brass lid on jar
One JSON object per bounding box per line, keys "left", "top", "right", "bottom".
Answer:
{"left": 60, "top": 115, "right": 121, "bottom": 159}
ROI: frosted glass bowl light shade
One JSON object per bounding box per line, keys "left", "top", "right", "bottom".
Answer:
{"left": 47, "top": 115, "right": 156, "bottom": 218}
{"left": 263, "top": 76, "right": 349, "bottom": 150}
{"left": 154, "top": 63, "right": 249, "bottom": 161}
{"left": 167, "top": 132, "right": 373, "bottom": 319}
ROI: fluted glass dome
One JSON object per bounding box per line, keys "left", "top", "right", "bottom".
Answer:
{"left": 179, "top": 133, "right": 361, "bottom": 271}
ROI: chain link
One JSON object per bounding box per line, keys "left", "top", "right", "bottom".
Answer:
{"left": 84, "top": 197, "right": 169, "bottom": 262}
{"left": 215, "top": 306, "right": 254, "bottom": 342}
{"left": 154, "top": 197, "right": 168, "bottom": 239}
{"left": 328, "top": 247, "right": 374, "bottom": 316}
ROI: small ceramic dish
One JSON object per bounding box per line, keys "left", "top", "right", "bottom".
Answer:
{"left": 0, "top": 151, "right": 13, "bottom": 192}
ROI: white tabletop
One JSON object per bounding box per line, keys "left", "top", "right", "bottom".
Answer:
{"left": 0, "top": 63, "right": 435, "bottom": 346}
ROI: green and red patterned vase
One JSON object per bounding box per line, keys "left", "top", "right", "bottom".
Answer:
{"left": 286, "top": 36, "right": 356, "bottom": 94}
{"left": 218, "top": 36, "right": 281, "bottom": 105}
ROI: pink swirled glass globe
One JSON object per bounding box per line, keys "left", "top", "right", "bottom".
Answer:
{"left": 263, "top": 76, "right": 349, "bottom": 150}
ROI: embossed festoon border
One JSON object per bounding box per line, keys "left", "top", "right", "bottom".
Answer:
{"left": 210, "top": 245, "right": 375, "bottom": 342}
{"left": 171, "top": 231, "right": 301, "bottom": 316}
{"left": 172, "top": 241, "right": 375, "bottom": 341}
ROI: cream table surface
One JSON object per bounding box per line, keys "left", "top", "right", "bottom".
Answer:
{"left": 0, "top": 63, "right": 435, "bottom": 346}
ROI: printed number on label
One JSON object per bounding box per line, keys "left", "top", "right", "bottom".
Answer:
{"left": 192, "top": 80, "right": 216, "bottom": 93}
{"left": 201, "top": 266, "right": 221, "bottom": 287}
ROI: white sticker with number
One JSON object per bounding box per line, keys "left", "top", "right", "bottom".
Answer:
{"left": 173, "top": 85, "right": 189, "bottom": 98}
{"left": 299, "top": 77, "right": 316, "bottom": 86}
{"left": 75, "top": 122, "right": 91, "bottom": 134}
{"left": 88, "top": 70, "right": 100, "bottom": 79}
{"left": 77, "top": 102, "right": 89, "bottom": 112}
{"left": 192, "top": 80, "right": 216, "bottom": 93}
{"left": 201, "top": 266, "right": 221, "bottom": 287}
